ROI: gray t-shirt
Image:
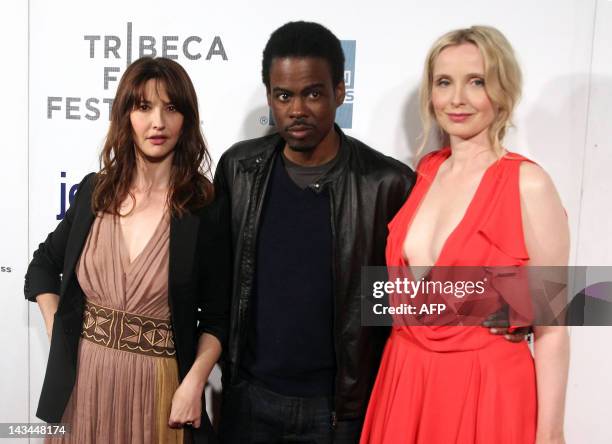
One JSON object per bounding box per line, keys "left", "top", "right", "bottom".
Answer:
{"left": 281, "top": 151, "right": 338, "bottom": 190}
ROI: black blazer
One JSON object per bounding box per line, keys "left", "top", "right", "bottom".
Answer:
{"left": 24, "top": 173, "right": 230, "bottom": 443}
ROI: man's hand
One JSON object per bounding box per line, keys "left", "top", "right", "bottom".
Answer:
{"left": 482, "top": 308, "right": 532, "bottom": 343}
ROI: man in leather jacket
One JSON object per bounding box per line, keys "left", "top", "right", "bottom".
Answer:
{"left": 215, "top": 21, "right": 415, "bottom": 443}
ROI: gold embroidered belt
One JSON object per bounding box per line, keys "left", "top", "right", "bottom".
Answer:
{"left": 81, "top": 300, "right": 176, "bottom": 358}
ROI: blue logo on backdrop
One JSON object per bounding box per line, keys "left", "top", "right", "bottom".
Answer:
{"left": 337, "top": 40, "right": 356, "bottom": 129}
{"left": 267, "top": 39, "right": 356, "bottom": 129}
{"left": 56, "top": 172, "right": 80, "bottom": 221}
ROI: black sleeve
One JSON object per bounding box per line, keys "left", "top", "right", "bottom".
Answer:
{"left": 24, "top": 173, "right": 95, "bottom": 302}
{"left": 386, "top": 165, "right": 416, "bottom": 223}
{"left": 196, "top": 195, "right": 232, "bottom": 348}
{"left": 213, "top": 152, "right": 231, "bottom": 201}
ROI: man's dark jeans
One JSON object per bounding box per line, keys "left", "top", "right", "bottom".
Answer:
{"left": 219, "top": 380, "right": 362, "bottom": 443}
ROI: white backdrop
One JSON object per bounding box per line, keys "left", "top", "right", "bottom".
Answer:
{"left": 1, "top": 0, "right": 611, "bottom": 442}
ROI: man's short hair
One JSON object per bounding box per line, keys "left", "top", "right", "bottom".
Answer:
{"left": 262, "top": 21, "right": 345, "bottom": 90}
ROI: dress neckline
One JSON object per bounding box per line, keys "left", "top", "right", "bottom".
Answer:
{"left": 401, "top": 148, "right": 505, "bottom": 268}
{"left": 117, "top": 211, "right": 168, "bottom": 269}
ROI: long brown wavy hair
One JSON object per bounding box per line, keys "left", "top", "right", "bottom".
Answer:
{"left": 92, "top": 57, "right": 213, "bottom": 217}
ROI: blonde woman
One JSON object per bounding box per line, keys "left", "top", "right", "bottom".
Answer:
{"left": 360, "top": 26, "right": 569, "bottom": 444}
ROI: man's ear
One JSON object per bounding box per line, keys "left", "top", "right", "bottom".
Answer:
{"left": 334, "top": 80, "right": 346, "bottom": 107}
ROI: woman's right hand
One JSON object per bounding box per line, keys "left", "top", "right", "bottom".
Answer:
{"left": 35, "top": 293, "right": 60, "bottom": 342}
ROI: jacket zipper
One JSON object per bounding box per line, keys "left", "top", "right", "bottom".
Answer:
{"left": 328, "top": 187, "right": 341, "bottom": 422}
{"left": 235, "top": 153, "right": 276, "bottom": 380}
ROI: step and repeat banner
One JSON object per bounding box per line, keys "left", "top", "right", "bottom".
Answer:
{"left": 2, "top": 0, "right": 611, "bottom": 442}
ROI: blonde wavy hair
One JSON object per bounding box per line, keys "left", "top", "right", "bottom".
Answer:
{"left": 418, "top": 25, "right": 522, "bottom": 156}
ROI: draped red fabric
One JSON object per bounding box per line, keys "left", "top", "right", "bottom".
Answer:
{"left": 361, "top": 148, "right": 537, "bottom": 444}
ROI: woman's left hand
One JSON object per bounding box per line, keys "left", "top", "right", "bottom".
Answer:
{"left": 168, "top": 377, "right": 204, "bottom": 429}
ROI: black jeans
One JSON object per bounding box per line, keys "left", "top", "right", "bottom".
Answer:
{"left": 219, "top": 380, "right": 362, "bottom": 444}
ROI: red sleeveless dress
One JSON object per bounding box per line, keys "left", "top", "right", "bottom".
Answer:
{"left": 360, "top": 148, "right": 537, "bottom": 444}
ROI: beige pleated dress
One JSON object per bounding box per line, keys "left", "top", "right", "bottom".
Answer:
{"left": 47, "top": 212, "right": 189, "bottom": 443}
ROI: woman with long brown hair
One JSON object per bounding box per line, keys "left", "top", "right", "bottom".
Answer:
{"left": 24, "top": 57, "right": 229, "bottom": 443}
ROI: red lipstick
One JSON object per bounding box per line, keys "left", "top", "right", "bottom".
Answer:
{"left": 447, "top": 113, "right": 472, "bottom": 123}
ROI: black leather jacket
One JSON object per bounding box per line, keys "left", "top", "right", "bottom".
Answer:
{"left": 214, "top": 128, "right": 415, "bottom": 420}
